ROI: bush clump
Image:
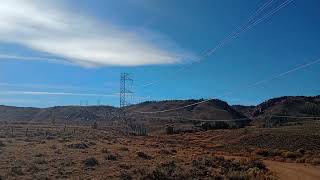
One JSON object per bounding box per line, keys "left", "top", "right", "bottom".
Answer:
{"left": 0, "top": 140, "right": 5, "bottom": 147}
{"left": 140, "top": 161, "right": 188, "bottom": 180}
{"left": 101, "top": 148, "right": 109, "bottom": 153}
{"left": 67, "top": 142, "right": 89, "bottom": 149}
{"left": 201, "top": 121, "right": 230, "bottom": 130}
{"left": 120, "top": 171, "right": 133, "bottom": 180}
{"left": 10, "top": 166, "right": 24, "bottom": 176}
{"left": 281, "top": 151, "right": 302, "bottom": 159}
{"left": 310, "top": 158, "right": 320, "bottom": 165}
{"left": 138, "top": 156, "right": 272, "bottom": 180}
{"left": 83, "top": 157, "right": 99, "bottom": 167}
{"left": 166, "top": 126, "right": 175, "bottom": 135}
{"left": 255, "top": 149, "right": 270, "bottom": 157}
{"left": 137, "top": 151, "right": 153, "bottom": 160}
{"left": 105, "top": 154, "right": 118, "bottom": 161}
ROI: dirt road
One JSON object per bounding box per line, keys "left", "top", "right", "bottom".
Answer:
{"left": 264, "top": 160, "right": 320, "bottom": 180}
{"left": 222, "top": 155, "right": 320, "bottom": 180}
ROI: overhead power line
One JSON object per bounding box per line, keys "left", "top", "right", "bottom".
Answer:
{"left": 137, "top": 0, "right": 294, "bottom": 87}
{"left": 132, "top": 115, "right": 320, "bottom": 124}
{"left": 206, "top": 0, "right": 294, "bottom": 57}
{"left": 131, "top": 57, "right": 320, "bottom": 114}
{"left": 271, "top": 115, "right": 320, "bottom": 119}
{"left": 146, "top": 116, "right": 251, "bottom": 122}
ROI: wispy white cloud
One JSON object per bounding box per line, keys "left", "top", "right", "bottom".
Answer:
{"left": 0, "top": 81, "right": 115, "bottom": 92}
{"left": 0, "top": 90, "right": 151, "bottom": 103}
{"left": 0, "top": 91, "right": 118, "bottom": 97}
{"left": 0, "top": 54, "right": 73, "bottom": 65}
{"left": 0, "top": 0, "right": 190, "bottom": 67}
{"left": 0, "top": 98, "right": 38, "bottom": 104}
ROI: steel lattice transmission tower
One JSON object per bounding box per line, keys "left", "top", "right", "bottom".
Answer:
{"left": 119, "top": 73, "right": 133, "bottom": 123}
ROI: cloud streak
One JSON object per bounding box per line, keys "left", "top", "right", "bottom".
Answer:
{"left": 0, "top": 81, "right": 116, "bottom": 92}
{"left": 0, "top": 90, "right": 150, "bottom": 99}
{"left": 0, "top": 0, "right": 188, "bottom": 67}
{"left": 0, "top": 91, "right": 118, "bottom": 97}
{"left": 0, "top": 54, "right": 73, "bottom": 65}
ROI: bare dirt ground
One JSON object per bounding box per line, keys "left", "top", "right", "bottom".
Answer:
{"left": 0, "top": 122, "right": 319, "bottom": 179}
{"left": 221, "top": 155, "right": 320, "bottom": 180}
{"left": 264, "top": 160, "right": 320, "bottom": 180}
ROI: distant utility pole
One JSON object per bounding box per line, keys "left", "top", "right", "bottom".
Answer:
{"left": 119, "top": 73, "right": 133, "bottom": 131}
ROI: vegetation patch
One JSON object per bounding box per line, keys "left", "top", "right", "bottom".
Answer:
{"left": 140, "top": 161, "right": 188, "bottom": 180}
{"left": 137, "top": 151, "right": 153, "bottom": 160}
{"left": 0, "top": 140, "right": 5, "bottom": 147}
{"left": 105, "top": 154, "right": 118, "bottom": 161}
{"left": 83, "top": 157, "right": 99, "bottom": 167}
{"left": 138, "top": 156, "right": 273, "bottom": 180}
{"left": 10, "top": 166, "right": 24, "bottom": 176}
{"left": 67, "top": 142, "right": 89, "bottom": 149}
{"left": 101, "top": 148, "right": 109, "bottom": 153}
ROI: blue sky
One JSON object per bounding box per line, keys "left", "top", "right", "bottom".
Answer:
{"left": 0, "top": 0, "right": 320, "bottom": 107}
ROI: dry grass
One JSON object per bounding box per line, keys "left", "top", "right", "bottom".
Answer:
{"left": 0, "top": 122, "right": 319, "bottom": 179}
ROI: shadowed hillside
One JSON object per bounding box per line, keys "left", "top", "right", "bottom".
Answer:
{"left": 0, "top": 99, "right": 247, "bottom": 123}
{"left": 247, "top": 96, "right": 320, "bottom": 126}
{"left": 127, "top": 99, "right": 246, "bottom": 120}
{"left": 1, "top": 96, "right": 320, "bottom": 129}
{"left": 0, "top": 105, "right": 118, "bottom": 124}
{"left": 253, "top": 96, "right": 320, "bottom": 117}
{"left": 232, "top": 105, "right": 255, "bottom": 118}
{"left": 125, "top": 99, "right": 251, "bottom": 134}
{"left": 0, "top": 99, "right": 250, "bottom": 133}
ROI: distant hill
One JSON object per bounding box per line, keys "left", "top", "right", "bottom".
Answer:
{"left": 252, "top": 96, "right": 320, "bottom": 117}
{"left": 0, "top": 99, "right": 248, "bottom": 129}
{"left": 0, "top": 105, "right": 118, "bottom": 124}
{"left": 125, "top": 99, "right": 250, "bottom": 133}
{"left": 234, "top": 95, "right": 320, "bottom": 115}
{"left": 1, "top": 96, "right": 319, "bottom": 129}
{"left": 0, "top": 105, "right": 40, "bottom": 123}
{"left": 248, "top": 96, "right": 320, "bottom": 126}
{"left": 127, "top": 99, "right": 246, "bottom": 120}
{"left": 232, "top": 105, "right": 255, "bottom": 118}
